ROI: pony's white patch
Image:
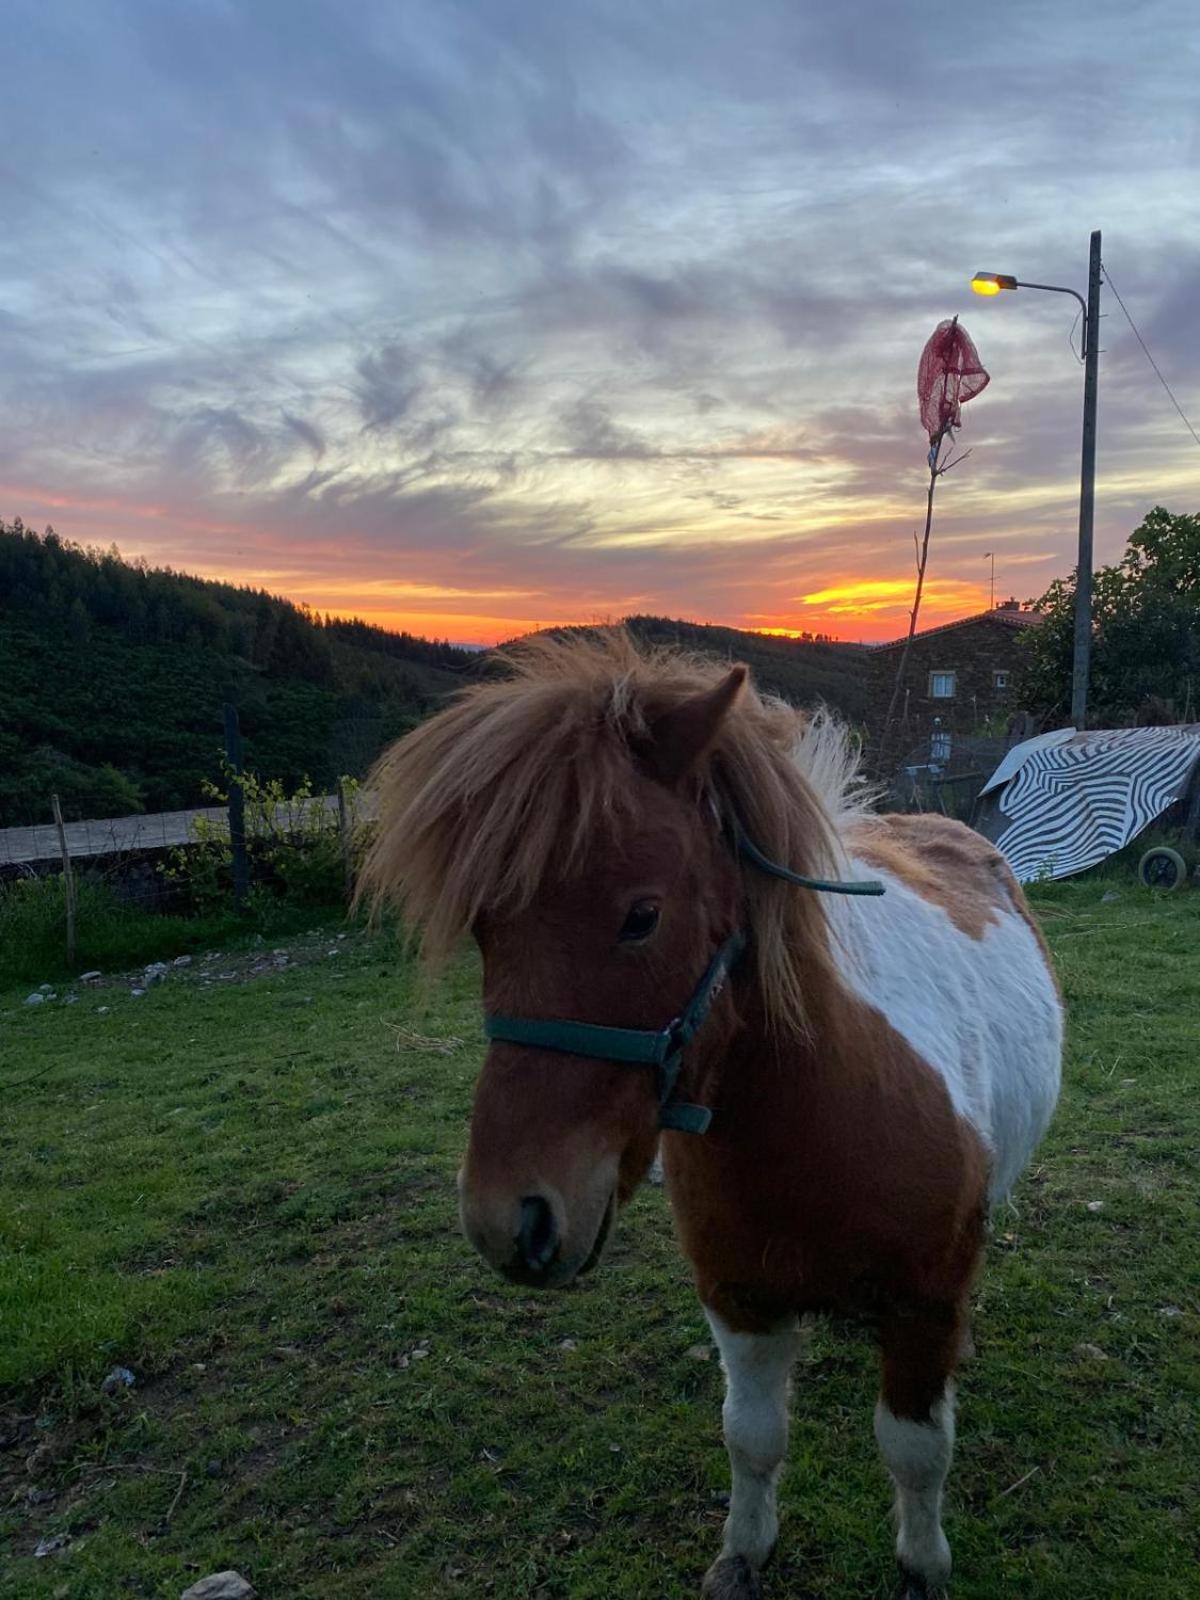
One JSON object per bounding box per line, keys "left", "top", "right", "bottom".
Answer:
{"left": 874, "top": 1391, "right": 955, "bottom": 1586}
{"left": 829, "top": 863, "right": 1062, "bottom": 1201}
{"left": 705, "top": 1311, "right": 801, "bottom": 1567}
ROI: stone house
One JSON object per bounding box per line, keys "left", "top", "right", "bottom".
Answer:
{"left": 869, "top": 600, "right": 1043, "bottom": 761}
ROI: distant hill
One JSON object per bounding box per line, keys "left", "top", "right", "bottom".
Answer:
{"left": 0, "top": 522, "right": 870, "bottom": 828}
{"left": 0, "top": 520, "right": 475, "bottom": 827}
{"left": 621, "top": 616, "right": 869, "bottom": 721}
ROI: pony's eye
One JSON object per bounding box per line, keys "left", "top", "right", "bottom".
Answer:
{"left": 619, "top": 901, "right": 661, "bottom": 943}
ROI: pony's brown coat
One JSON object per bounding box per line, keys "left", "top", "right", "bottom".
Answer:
{"left": 666, "top": 975, "right": 990, "bottom": 1374}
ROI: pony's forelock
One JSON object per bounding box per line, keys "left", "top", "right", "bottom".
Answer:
{"left": 357, "top": 629, "right": 866, "bottom": 1037}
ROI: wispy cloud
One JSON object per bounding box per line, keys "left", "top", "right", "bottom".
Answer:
{"left": 2, "top": 0, "right": 1197, "bottom": 642}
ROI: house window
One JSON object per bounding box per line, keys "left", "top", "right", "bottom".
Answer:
{"left": 930, "top": 729, "right": 952, "bottom": 763}
{"left": 993, "top": 670, "right": 1010, "bottom": 690}
{"left": 929, "top": 671, "right": 956, "bottom": 698}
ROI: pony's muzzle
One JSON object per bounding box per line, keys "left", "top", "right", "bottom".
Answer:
{"left": 458, "top": 1173, "right": 615, "bottom": 1289}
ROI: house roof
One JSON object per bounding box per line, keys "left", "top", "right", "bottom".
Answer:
{"left": 872, "top": 606, "right": 1044, "bottom": 653}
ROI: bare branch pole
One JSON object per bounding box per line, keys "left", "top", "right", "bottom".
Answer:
{"left": 876, "top": 427, "right": 953, "bottom": 774}
{"left": 873, "top": 313, "right": 988, "bottom": 782}
{"left": 51, "top": 792, "right": 77, "bottom": 968}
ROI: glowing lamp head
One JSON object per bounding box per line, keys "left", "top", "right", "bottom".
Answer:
{"left": 971, "top": 272, "right": 1018, "bottom": 296}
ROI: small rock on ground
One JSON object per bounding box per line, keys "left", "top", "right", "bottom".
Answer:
{"left": 80, "top": 970, "right": 102, "bottom": 982}
{"left": 181, "top": 1573, "right": 256, "bottom": 1600}
{"left": 34, "top": 1533, "right": 71, "bottom": 1557}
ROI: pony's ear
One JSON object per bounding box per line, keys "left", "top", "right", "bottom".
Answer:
{"left": 643, "top": 665, "right": 748, "bottom": 787}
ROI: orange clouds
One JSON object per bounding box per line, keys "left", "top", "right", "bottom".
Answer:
{"left": 743, "top": 576, "right": 991, "bottom": 642}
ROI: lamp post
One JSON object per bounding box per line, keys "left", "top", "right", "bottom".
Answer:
{"left": 971, "top": 229, "right": 1101, "bottom": 728}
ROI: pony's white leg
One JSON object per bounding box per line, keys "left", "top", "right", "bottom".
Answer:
{"left": 702, "top": 1310, "right": 799, "bottom": 1596}
{"left": 874, "top": 1388, "right": 955, "bottom": 1594}
{"left": 876, "top": 1300, "right": 964, "bottom": 1595}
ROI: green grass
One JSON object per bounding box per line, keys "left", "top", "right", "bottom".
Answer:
{"left": 1, "top": 884, "right": 1197, "bottom": 1598}
{"left": 0, "top": 875, "right": 346, "bottom": 989}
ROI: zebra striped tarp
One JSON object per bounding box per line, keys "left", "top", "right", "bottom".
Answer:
{"left": 977, "top": 725, "right": 1200, "bottom": 882}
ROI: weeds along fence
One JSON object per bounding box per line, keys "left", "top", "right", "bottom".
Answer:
{"left": 0, "top": 776, "right": 376, "bottom": 984}
{"left": 0, "top": 709, "right": 380, "bottom": 989}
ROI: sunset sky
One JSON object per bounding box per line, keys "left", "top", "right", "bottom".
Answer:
{"left": 3, "top": 0, "right": 1198, "bottom": 643}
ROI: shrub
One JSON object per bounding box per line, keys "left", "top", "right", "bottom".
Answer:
{"left": 160, "top": 770, "right": 365, "bottom": 914}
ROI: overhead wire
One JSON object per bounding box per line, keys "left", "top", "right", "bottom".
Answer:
{"left": 1103, "top": 263, "right": 1200, "bottom": 450}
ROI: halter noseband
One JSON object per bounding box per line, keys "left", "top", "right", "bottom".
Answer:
{"left": 482, "top": 831, "right": 885, "bottom": 1137}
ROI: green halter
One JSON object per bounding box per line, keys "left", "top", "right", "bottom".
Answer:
{"left": 485, "top": 930, "right": 746, "bottom": 1135}
{"left": 482, "top": 830, "right": 885, "bottom": 1136}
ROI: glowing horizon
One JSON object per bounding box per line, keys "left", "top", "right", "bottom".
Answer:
{"left": 57, "top": 514, "right": 1002, "bottom": 646}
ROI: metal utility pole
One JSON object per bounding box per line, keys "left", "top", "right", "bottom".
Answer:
{"left": 971, "top": 228, "right": 1103, "bottom": 728}
{"left": 1071, "top": 229, "right": 1102, "bottom": 729}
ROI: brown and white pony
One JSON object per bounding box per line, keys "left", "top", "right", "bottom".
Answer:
{"left": 359, "top": 633, "right": 1062, "bottom": 1599}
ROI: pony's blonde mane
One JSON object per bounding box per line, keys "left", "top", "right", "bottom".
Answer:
{"left": 357, "top": 629, "right": 871, "bottom": 1038}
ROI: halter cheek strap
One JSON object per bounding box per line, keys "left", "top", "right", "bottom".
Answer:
{"left": 482, "top": 829, "right": 885, "bottom": 1137}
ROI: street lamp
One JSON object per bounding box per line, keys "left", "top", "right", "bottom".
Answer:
{"left": 970, "top": 231, "right": 1101, "bottom": 728}
{"left": 969, "top": 273, "right": 1017, "bottom": 296}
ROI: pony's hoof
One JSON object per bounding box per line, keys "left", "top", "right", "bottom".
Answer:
{"left": 894, "top": 1568, "right": 948, "bottom": 1600}
{"left": 701, "top": 1553, "right": 764, "bottom": 1600}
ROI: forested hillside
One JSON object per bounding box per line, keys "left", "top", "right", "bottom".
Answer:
{"left": 621, "top": 615, "right": 869, "bottom": 720}
{"left": 0, "top": 520, "right": 473, "bottom": 826}
{"left": 1, "top": 523, "right": 871, "bottom": 829}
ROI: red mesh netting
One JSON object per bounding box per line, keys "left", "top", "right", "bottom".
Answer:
{"left": 918, "top": 318, "right": 989, "bottom": 441}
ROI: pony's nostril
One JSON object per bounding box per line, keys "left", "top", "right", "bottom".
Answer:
{"left": 517, "top": 1195, "right": 558, "bottom": 1272}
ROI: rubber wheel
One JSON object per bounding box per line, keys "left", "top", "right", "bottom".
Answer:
{"left": 1138, "top": 846, "right": 1187, "bottom": 891}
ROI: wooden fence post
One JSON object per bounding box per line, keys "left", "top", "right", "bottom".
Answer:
{"left": 51, "top": 792, "right": 77, "bottom": 967}
{"left": 223, "top": 701, "right": 250, "bottom": 907}
{"left": 336, "top": 778, "right": 354, "bottom": 901}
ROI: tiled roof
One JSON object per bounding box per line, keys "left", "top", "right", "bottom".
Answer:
{"left": 872, "top": 607, "right": 1044, "bottom": 652}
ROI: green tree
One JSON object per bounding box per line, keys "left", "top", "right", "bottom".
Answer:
{"left": 68, "top": 596, "right": 92, "bottom": 645}
{"left": 1021, "top": 506, "right": 1200, "bottom": 725}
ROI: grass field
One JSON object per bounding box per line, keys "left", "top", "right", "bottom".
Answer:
{"left": 1, "top": 884, "right": 1197, "bottom": 1598}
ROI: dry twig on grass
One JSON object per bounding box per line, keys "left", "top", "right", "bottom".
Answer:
{"left": 382, "top": 1019, "right": 464, "bottom": 1055}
